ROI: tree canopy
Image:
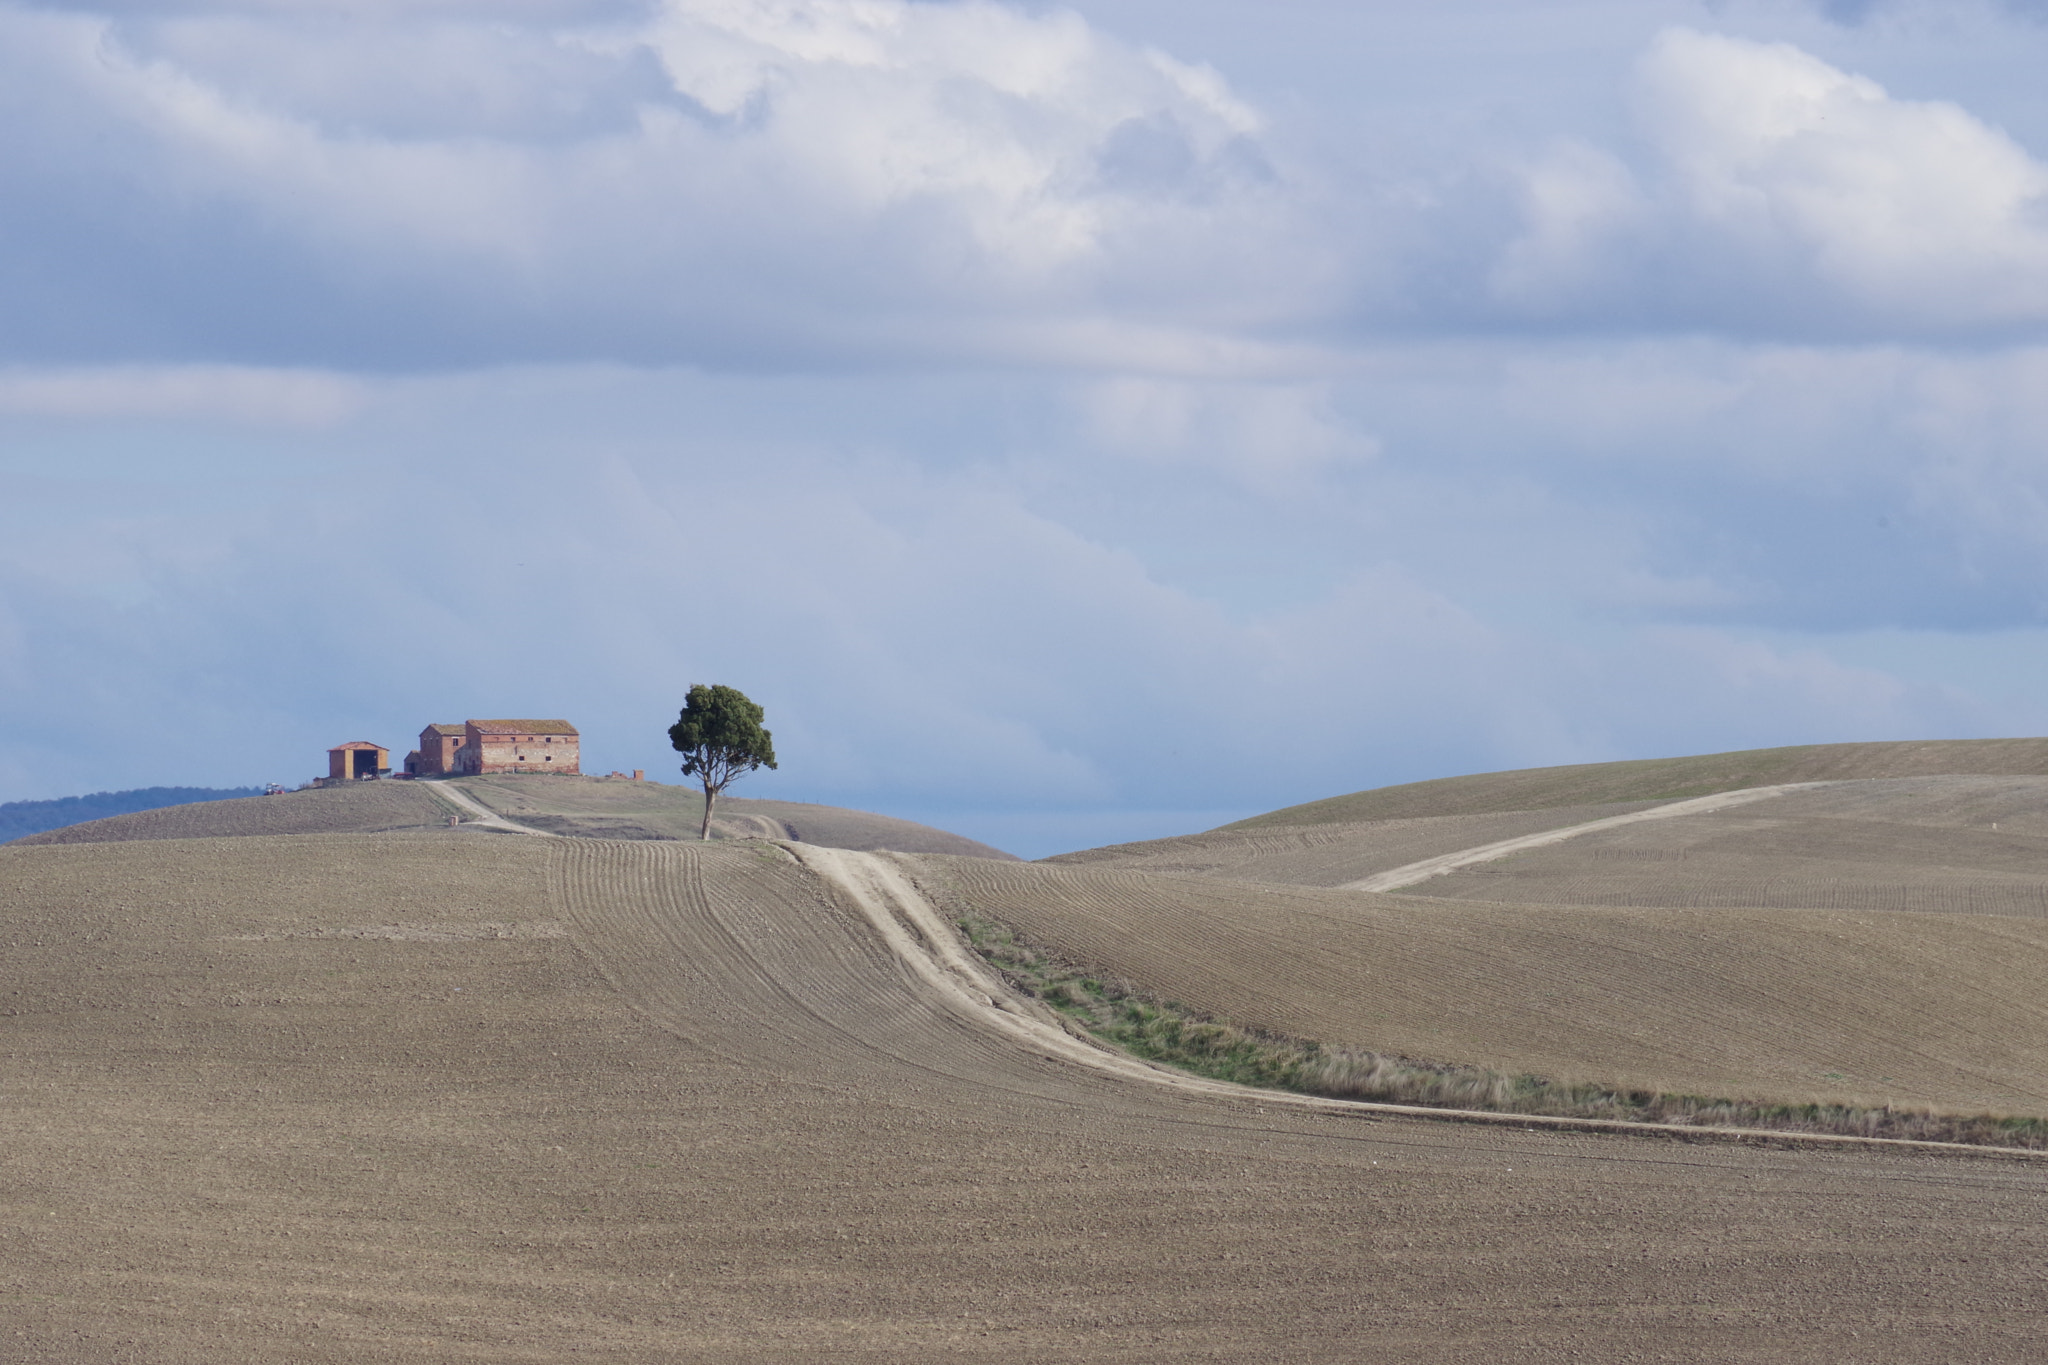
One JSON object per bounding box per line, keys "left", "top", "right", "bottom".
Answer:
{"left": 668, "top": 684, "right": 778, "bottom": 840}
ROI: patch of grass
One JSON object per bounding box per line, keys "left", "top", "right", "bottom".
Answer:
{"left": 953, "top": 909, "right": 2048, "bottom": 1151}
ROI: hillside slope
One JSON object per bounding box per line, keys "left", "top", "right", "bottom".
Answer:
{"left": 5, "top": 832, "right": 2045, "bottom": 1361}
{"left": 1045, "top": 800, "right": 1660, "bottom": 886}
{"left": 13, "top": 774, "right": 1016, "bottom": 859}
{"left": 1407, "top": 774, "right": 2048, "bottom": 914}
{"left": 1231, "top": 737, "right": 2048, "bottom": 828}
{"left": 920, "top": 854, "right": 2048, "bottom": 1114}
{"left": 0, "top": 786, "right": 264, "bottom": 840}
{"left": 451, "top": 772, "right": 1017, "bottom": 858}
{"left": 12, "top": 780, "right": 451, "bottom": 844}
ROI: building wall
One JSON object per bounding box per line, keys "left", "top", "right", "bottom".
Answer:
{"left": 328, "top": 746, "right": 388, "bottom": 779}
{"left": 459, "top": 726, "right": 580, "bottom": 775}
{"left": 416, "top": 728, "right": 467, "bottom": 775}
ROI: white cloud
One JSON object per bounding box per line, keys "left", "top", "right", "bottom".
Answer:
{"left": 1077, "top": 377, "right": 1377, "bottom": 486}
{"left": 0, "top": 365, "right": 363, "bottom": 423}
{"left": 1640, "top": 28, "right": 2048, "bottom": 322}
{"left": 0, "top": 0, "right": 1313, "bottom": 370}
{"left": 9, "top": 6, "right": 2048, "bottom": 851}
{"left": 1493, "top": 27, "right": 2048, "bottom": 333}
{"left": 4, "top": 359, "right": 2037, "bottom": 854}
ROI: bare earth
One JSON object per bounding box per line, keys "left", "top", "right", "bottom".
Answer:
{"left": 11, "top": 775, "right": 1017, "bottom": 860}
{"left": 10, "top": 781, "right": 455, "bottom": 844}
{"left": 1237, "top": 735, "right": 2048, "bottom": 827}
{"left": 6, "top": 833, "right": 2048, "bottom": 1362}
{"left": 925, "top": 854, "right": 2048, "bottom": 1113}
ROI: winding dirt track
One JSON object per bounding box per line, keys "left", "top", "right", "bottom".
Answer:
{"left": 1340, "top": 784, "right": 1823, "bottom": 892}
{"left": 434, "top": 780, "right": 554, "bottom": 835}
{"left": 9, "top": 833, "right": 2048, "bottom": 1361}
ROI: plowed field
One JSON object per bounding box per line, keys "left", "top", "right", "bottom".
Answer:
{"left": 1239, "top": 735, "right": 2048, "bottom": 826}
{"left": 923, "top": 856, "right": 2048, "bottom": 1112}
{"left": 1043, "top": 802, "right": 1659, "bottom": 886}
{"left": 9, "top": 833, "right": 2048, "bottom": 1362}
{"left": 1414, "top": 775, "right": 2048, "bottom": 915}
{"left": 11, "top": 781, "right": 453, "bottom": 843}
{"left": 450, "top": 773, "right": 1018, "bottom": 857}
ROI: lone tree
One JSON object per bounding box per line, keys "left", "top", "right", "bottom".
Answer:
{"left": 668, "top": 684, "right": 778, "bottom": 840}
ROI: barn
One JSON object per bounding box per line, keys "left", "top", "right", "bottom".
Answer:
{"left": 325, "top": 741, "right": 389, "bottom": 781}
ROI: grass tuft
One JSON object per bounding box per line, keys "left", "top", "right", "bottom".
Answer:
{"left": 953, "top": 909, "right": 2048, "bottom": 1150}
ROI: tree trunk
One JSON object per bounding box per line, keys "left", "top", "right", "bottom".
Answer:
{"left": 700, "top": 783, "right": 715, "bottom": 841}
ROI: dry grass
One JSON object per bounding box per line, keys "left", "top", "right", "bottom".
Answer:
{"left": 1232, "top": 736, "right": 2048, "bottom": 827}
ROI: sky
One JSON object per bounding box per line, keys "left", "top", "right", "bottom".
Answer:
{"left": 7, "top": 0, "right": 2048, "bottom": 857}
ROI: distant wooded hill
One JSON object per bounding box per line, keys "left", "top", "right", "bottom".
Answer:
{"left": 0, "top": 787, "right": 263, "bottom": 842}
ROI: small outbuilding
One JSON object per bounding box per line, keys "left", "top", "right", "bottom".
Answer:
{"left": 327, "top": 741, "right": 390, "bottom": 781}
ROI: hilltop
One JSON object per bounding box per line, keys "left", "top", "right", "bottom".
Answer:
{"left": 10, "top": 773, "right": 1016, "bottom": 860}
{"left": 0, "top": 785, "right": 263, "bottom": 841}
{"left": 1221, "top": 736, "right": 2048, "bottom": 827}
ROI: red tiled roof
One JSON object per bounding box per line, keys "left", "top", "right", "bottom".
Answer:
{"left": 466, "top": 719, "right": 578, "bottom": 736}
{"left": 328, "top": 741, "right": 387, "bottom": 751}
{"left": 424, "top": 723, "right": 465, "bottom": 736}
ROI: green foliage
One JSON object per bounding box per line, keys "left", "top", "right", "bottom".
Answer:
{"left": 668, "top": 684, "right": 778, "bottom": 839}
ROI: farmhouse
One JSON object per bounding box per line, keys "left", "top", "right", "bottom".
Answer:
{"left": 453, "top": 719, "right": 580, "bottom": 775}
{"left": 404, "top": 723, "right": 470, "bottom": 777}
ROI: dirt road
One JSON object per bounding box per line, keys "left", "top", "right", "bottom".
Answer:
{"left": 7, "top": 832, "right": 2048, "bottom": 1361}
{"left": 431, "top": 779, "right": 556, "bottom": 835}
{"left": 1341, "top": 783, "right": 1826, "bottom": 892}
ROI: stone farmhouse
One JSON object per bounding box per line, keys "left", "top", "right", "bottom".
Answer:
{"left": 407, "top": 723, "right": 469, "bottom": 775}
{"left": 404, "top": 719, "right": 580, "bottom": 777}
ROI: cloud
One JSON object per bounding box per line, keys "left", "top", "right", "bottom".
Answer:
{"left": 0, "top": 365, "right": 364, "bottom": 423}
{"left": 0, "top": 0, "right": 1316, "bottom": 370}
{"left": 2, "top": 358, "right": 2035, "bottom": 856}
{"left": 1077, "top": 378, "right": 1377, "bottom": 487}
{"left": 8, "top": 6, "right": 2048, "bottom": 854}
{"left": 1491, "top": 28, "right": 2048, "bottom": 336}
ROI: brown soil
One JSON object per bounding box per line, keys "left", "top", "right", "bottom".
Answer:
{"left": 450, "top": 773, "right": 1018, "bottom": 858}
{"left": 1413, "top": 775, "right": 2048, "bottom": 915}
{"left": 11, "top": 775, "right": 1016, "bottom": 860}
{"left": 924, "top": 854, "right": 2048, "bottom": 1114}
{"left": 1236, "top": 736, "right": 2048, "bottom": 827}
{"left": 1046, "top": 801, "right": 1661, "bottom": 885}
{"left": 10, "top": 781, "right": 453, "bottom": 844}
{"left": 5, "top": 833, "right": 2047, "bottom": 1363}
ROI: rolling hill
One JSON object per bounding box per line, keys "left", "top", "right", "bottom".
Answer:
{"left": 0, "top": 785, "right": 263, "bottom": 841}
{"left": 5, "top": 830, "right": 2045, "bottom": 1361}
{"left": 8, "top": 740, "right": 2048, "bottom": 1360}
{"left": 12, "top": 773, "right": 1016, "bottom": 860}
{"left": 1226, "top": 736, "right": 2048, "bottom": 827}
